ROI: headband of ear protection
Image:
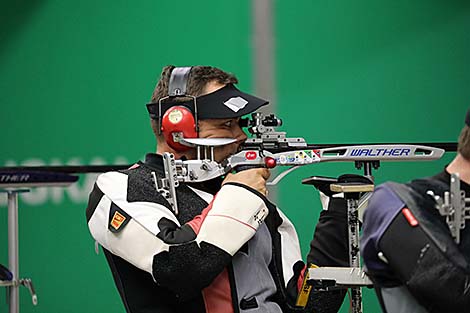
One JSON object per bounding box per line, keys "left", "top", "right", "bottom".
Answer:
{"left": 148, "top": 67, "right": 198, "bottom": 152}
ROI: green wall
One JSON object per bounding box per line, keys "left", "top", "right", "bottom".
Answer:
{"left": 1, "top": 1, "right": 469, "bottom": 312}
{"left": 275, "top": 2, "right": 469, "bottom": 310}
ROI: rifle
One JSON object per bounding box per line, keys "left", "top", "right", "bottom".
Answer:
{"left": 153, "top": 112, "right": 446, "bottom": 214}
{"left": 0, "top": 112, "right": 453, "bottom": 209}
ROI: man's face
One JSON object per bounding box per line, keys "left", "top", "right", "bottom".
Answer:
{"left": 157, "top": 80, "right": 248, "bottom": 162}
{"left": 197, "top": 117, "right": 247, "bottom": 162}
{"left": 193, "top": 81, "right": 248, "bottom": 162}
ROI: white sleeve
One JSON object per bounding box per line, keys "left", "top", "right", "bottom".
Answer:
{"left": 196, "top": 183, "right": 269, "bottom": 256}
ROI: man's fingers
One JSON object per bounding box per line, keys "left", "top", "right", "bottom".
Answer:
{"left": 221, "top": 168, "right": 270, "bottom": 195}
{"left": 258, "top": 168, "right": 271, "bottom": 180}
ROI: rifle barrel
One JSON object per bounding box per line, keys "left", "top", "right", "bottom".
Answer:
{"left": 304, "top": 142, "right": 457, "bottom": 151}
{"left": 0, "top": 165, "right": 131, "bottom": 174}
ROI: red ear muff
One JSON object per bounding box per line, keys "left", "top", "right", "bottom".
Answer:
{"left": 161, "top": 106, "right": 197, "bottom": 151}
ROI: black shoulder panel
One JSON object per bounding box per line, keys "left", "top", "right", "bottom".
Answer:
{"left": 86, "top": 183, "right": 104, "bottom": 223}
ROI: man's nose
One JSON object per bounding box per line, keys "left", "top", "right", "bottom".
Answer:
{"left": 234, "top": 125, "right": 247, "bottom": 143}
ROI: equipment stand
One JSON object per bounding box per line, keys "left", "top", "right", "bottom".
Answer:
{"left": 330, "top": 183, "right": 374, "bottom": 313}
{"left": 8, "top": 189, "right": 21, "bottom": 313}
{"left": 0, "top": 170, "right": 78, "bottom": 313}
{"left": 1, "top": 189, "right": 36, "bottom": 313}
{"left": 307, "top": 181, "right": 374, "bottom": 313}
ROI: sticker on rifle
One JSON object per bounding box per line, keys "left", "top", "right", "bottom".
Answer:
{"left": 245, "top": 151, "right": 257, "bottom": 160}
{"left": 294, "top": 152, "right": 302, "bottom": 163}
{"left": 295, "top": 151, "right": 311, "bottom": 163}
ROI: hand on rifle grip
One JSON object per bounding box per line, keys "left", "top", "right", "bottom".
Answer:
{"left": 223, "top": 168, "right": 270, "bottom": 196}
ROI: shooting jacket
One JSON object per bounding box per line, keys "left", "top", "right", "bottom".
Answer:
{"left": 361, "top": 170, "right": 470, "bottom": 313}
{"left": 86, "top": 153, "right": 304, "bottom": 313}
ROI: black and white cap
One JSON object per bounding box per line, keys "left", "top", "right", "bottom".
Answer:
{"left": 147, "top": 83, "right": 268, "bottom": 120}
{"left": 146, "top": 66, "right": 269, "bottom": 120}
{"left": 178, "top": 84, "right": 267, "bottom": 119}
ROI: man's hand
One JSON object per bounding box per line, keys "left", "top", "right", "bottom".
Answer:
{"left": 222, "top": 168, "right": 271, "bottom": 195}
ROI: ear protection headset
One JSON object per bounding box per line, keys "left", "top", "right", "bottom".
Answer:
{"left": 147, "top": 67, "right": 199, "bottom": 152}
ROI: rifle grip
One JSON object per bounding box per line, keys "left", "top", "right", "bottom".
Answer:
{"left": 233, "top": 164, "right": 264, "bottom": 173}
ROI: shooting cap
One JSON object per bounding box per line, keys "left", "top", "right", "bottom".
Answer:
{"left": 466, "top": 108, "right": 470, "bottom": 126}
{"left": 147, "top": 84, "right": 269, "bottom": 120}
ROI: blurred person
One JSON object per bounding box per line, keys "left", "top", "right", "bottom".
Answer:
{"left": 361, "top": 109, "right": 470, "bottom": 313}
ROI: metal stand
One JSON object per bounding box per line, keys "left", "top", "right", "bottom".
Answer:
{"left": 1, "top": 189, "right": 37, "bottom": 313}
{"left": 308, "top": 182, "right": 374, "bottom": 313}
{"left": 7, "top": 189, "right": 21, "bottom": 313}
{"left": 0, "top": 170, "right": 78, "bottom": 313}
{"left": 336, "top": 183, "right": 373, "bottom": 313}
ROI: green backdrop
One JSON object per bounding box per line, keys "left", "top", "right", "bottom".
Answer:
{"left": 1, "top": 1, "right": 469, "bottom": 312}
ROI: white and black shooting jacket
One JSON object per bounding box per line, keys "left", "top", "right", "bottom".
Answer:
{"left": 86, "top": 153, "right": 305, "bottom": 313}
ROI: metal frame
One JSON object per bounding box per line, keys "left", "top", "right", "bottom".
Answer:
{"left": 1, "top": 188, "right": 36, "bottom": 313}
{"left": 0, "top": 172, "right": 77, "bottom": 313}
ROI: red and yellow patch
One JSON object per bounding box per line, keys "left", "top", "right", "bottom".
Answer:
{"left": 110, "top": 211, "right": 127, "bottom": 230}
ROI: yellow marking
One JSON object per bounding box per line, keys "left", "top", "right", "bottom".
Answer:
{"left": 111, "top": 211, "right": 126, "bottom": 230}
{"left": 296, "top": 264, "right": 318, "bottom": 307}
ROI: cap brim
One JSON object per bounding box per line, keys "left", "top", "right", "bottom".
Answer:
{"left": 194, "top": 84, "right": 269, "bottom": 119}
{"left": 151, "top": 84, "right": 268, "bottom": 119}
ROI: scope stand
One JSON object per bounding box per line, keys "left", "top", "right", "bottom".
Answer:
{"left": 0, "top": 170, "right": 78, "bottom": 313}
{"left": 0, "top": 189, "right": 37, "bottom": 313}
{"left": 307, "top": 181, "right": 374, "bottom": 313}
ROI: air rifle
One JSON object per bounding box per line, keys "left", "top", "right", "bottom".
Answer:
{"left": 154, "top": 112, "right": 446, "bottom": 214}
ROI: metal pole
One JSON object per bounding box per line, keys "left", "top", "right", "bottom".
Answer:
{"left": 252, "top": 0, "right": 275, "bottom": 111}
{"left": 347, "top": 197, "right": 362, "bottom": 313}
{"left": 7, "top": 190, "right": 19, "bottom": 313}
{"left": 347, "top": 198, "right": 360, "bottom": 268}
{"left": 253, "top": 0, "right": 277, "bottom": 202}
{"left": 363, "top": 162, "right": 372, "bottom": 178}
